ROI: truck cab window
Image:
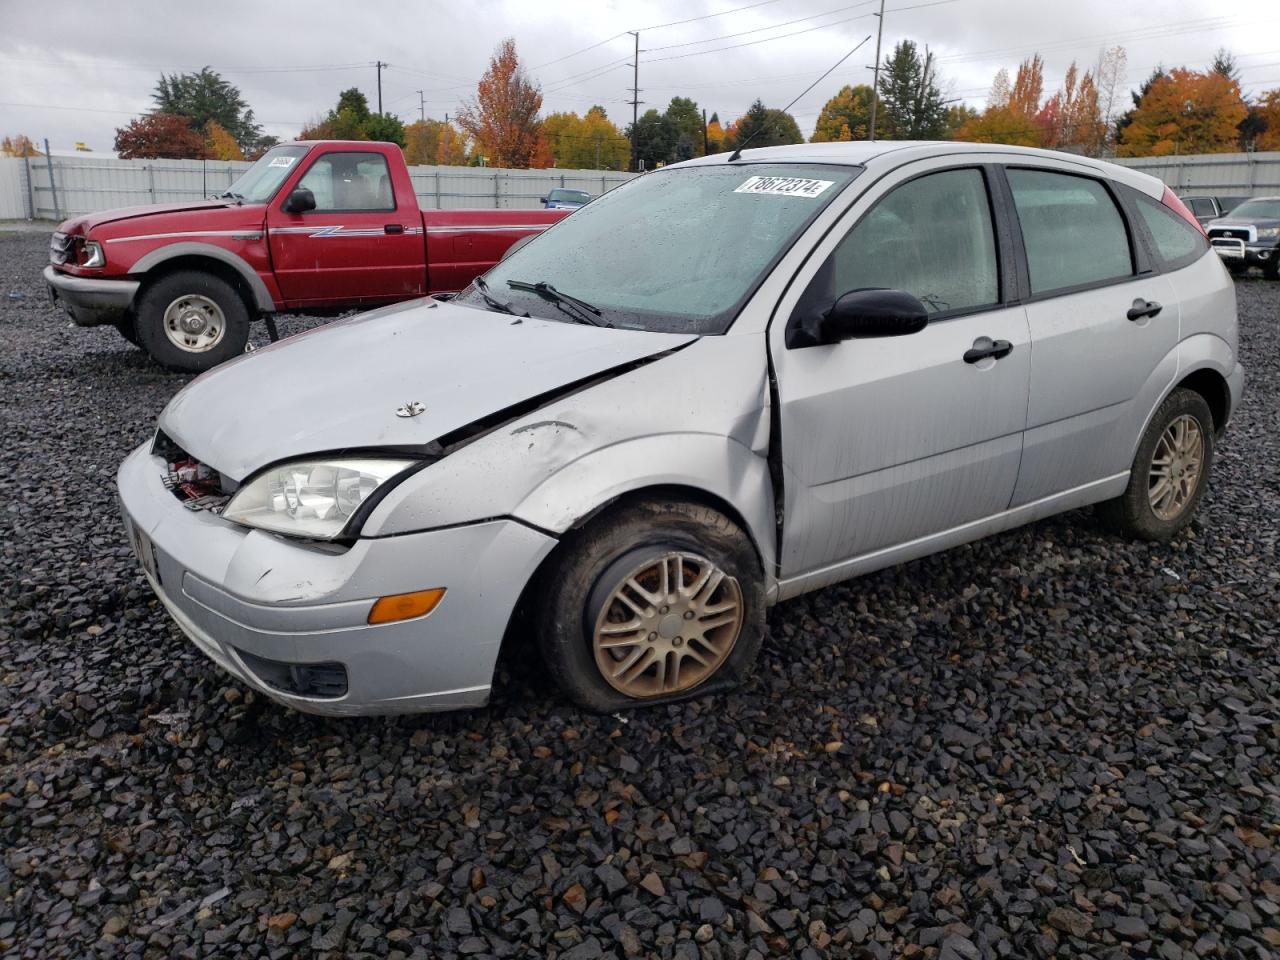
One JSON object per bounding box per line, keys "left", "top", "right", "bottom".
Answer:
{"left": 297, "top": 152, "right": 396, "bottom": 212}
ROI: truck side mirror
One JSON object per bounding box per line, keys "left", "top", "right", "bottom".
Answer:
{"left": 540, "top": 196, "right": 549, "bottom": 205}
{"left": 283, "top": 187, "right": 317, "bottom": 214}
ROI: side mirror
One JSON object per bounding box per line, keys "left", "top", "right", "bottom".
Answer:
{"left": 282, "top": 187, "right": 316, "bottom": 214}
{"left": 790, "top": 288, "right": 929, "bottom": 347}
{"left": 540, "top": 196, "right": 549, "bottom": 205}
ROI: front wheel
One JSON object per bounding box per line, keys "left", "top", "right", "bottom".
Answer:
{"left": 135, "top": 271, "right": 250, "bottom": 373}
{"left": 537, "top": 500, "right": 766, "bottom": 712}
{"left": 1097, "top": 388, "right": 1215, "bottom": 541}
{"left": 1264, "top": 256, "right": 1279, "bottom": 281}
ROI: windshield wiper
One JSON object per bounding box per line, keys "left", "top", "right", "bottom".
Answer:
{"left": 473, "top": 276, "right": 528, "bottom": 317}
{"left": 507, "top": 280, "right": 610, "bottom": 327}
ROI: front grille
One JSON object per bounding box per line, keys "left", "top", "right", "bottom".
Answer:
{"left": 152, "top": 431, "right": 234, "bottom": 513}
{"left": 1209, "top": 227, "right": 1253, "bottom": 242}
{"left": 49, "top": 232, "right": 73, "bottom": 265}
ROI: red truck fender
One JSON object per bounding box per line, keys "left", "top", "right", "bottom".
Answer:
{"left": 129, "top": 242, "right": 278, "bottom": 314}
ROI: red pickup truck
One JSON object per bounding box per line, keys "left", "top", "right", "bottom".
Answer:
{"left": 44, "top": 140, "right": 570, "bottom": 371}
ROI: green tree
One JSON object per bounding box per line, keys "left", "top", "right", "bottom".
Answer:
{"left": 811, "top": 84, "right": 874, "bottom": 142}
{"left": 664, "top": 96, "right": 705, "bottom": 157}
{"left": 723, "top": 99, "right": 803, "bottom": 151}
{"left": 363, "top": 112, "right": 406, "bottom": 147}
{"left": 628, "top": 108, "right": 678, "bottom": 169}
{"left": 876, "top": 40, "right": 947, "bottom": 139}
{"left": 153, "top": 67, "right": 266, "bottom": 153}
{"left": 942, "top": 104, "right": 979, "bottom": 139}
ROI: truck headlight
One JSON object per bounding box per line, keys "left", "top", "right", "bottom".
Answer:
{"left": 1258, "top": 226, "right": 1279, "bottom": 241}
{"left": 82, "top": 240, "right": 105, "bottom": 268}
{"left": 223, "top": 457, "right": 418, "bottom": 540}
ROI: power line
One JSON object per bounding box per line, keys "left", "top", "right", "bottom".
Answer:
{"left": 643, "top": 0, "right": 879, "bottom": 53}
{"left": 637, "top": 0, "right": 787, "bottom": 32}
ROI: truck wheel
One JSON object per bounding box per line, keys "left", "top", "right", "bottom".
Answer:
{"left": 1265, "top": 257, "right": 1279, "bottom": 281}
{"left": 135, "top": 271, "right": 250, "bottom": 373}
{"left": 1097, "top": 388, "right": 1215, "bottom": 542}
{"left": 537, "top": 499, "right": 766, "bottom": 712}
{"left": 1226, "top": 261, "right": 1247, "bottom": 277}
{"left": 113, "top": 315, "right": 139, "bottom": 346}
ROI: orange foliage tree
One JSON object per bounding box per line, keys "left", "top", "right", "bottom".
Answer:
{"left": 1118, "top": 68, "right": 1248, "bottom": 156}
{"left": 1252, "top": 88, "right": 1280, "bottom": 150}
{"left": 1, "top": 135, "right": 41, "bottom": 157}
{"left": 958, "top": 56, "right": 1047, "bottom": 147}
{"left": 1036, "top": 62, "right": 1106, "bottom": 153}
{"left": 205, "top": 120, "right": 244, "bottom": 160}
{"left": 455, "top": 38, "right": 542, "bottom": 168}
{"left": 114, "top": 113, "right": 209, "bottom": 159}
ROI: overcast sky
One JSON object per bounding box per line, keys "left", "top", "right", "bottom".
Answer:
{"left": 2, "top": 0, "right": 1278, "bottom": 153}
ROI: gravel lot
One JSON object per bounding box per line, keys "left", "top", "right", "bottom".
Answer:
{"left": 1, "top": 230, "right": 1277, "bottom": 960}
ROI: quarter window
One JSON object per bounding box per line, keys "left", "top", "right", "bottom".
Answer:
{"left": 296, "top": 152, "right": 395, "bottom": 212}
{"left": 799, "top": 168, "right": 1000, "bottom": 320}
{"left": 1133, "top": 193, "right": 1207, "bottom": 270}
{"left": 1007, "top": 169, "right": 1133, "bottom": 295}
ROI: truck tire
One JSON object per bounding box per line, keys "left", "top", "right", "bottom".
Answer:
{"left": 113, "top": 315, "right": 139, "bottom": 346}
{"left": 135, "top": 271, "right": 250, "bottom": 373}
{"left": 1265, "top": 256, "right": 1279, "bottom": 281}
{"left": 536, "top": 499, "right": 766, "bottom": 713}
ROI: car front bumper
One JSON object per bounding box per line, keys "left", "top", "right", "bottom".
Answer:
{"left": 44, "top": 264, "right": 139, "bottom": 326}
{"left": 116, "top": 442, "right": 558, "bottom": 716}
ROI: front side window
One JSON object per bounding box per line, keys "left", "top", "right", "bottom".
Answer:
{"left": 1134, "top": 193, "right": 1208, "bottom": 270}
{"left": 459, "top": 163, "right": 860, "bottom": 334}
{"left": 296, "top": 152, "right": 395, "bottom": 212}
{"left": 794, "top": 167, "right": 1000, "bottom": 324}
{"left": 1007, "top": 168, "right": 1133, "bottom": 296}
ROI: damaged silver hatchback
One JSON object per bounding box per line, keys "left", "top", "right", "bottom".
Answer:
{"left": 118, "top": 142, "right": 1244, "bottom": 715}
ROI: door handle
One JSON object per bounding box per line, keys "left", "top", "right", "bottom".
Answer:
{"left": 963, "top": 337, "right": 1014, "bottom": 364}
{"left": 1127, "top": 298, "right": 1162, "bottom": 321}
{"left": 384, "top": 224, "right": 404, "bottom": 235}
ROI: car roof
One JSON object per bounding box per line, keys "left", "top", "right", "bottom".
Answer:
{"left": 673, "top": 140, "right": 1167, "bottom": 199}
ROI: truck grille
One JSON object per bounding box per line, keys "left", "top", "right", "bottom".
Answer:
{"left": 49, "top": 232, "right": 73, "bottom": 265}
{"left": 1209, "top": 226, "right": 1254, "bottom": 243}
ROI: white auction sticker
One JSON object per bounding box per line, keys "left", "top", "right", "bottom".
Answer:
{"left": 268, "top": 156, "right": 296, "bottom": 168}
{"left": 734, "top": 175, "right": 834, "bottom": 198}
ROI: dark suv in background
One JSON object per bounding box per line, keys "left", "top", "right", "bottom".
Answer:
{"left": 1205, "top": 196, "right": 1280, "bottom": 279}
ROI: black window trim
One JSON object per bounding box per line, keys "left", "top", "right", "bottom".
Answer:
{"left": 282, "top": 149, "right": 399, "bottom": 215}
{"left": 997, "top": 164, "right": 1150, "bottom": 304}
{"left": 1116, "top": 182, "right": 1211, "bottom": 275}
{"left": 784, "top": 163, "right": 1012, "bottom": 347}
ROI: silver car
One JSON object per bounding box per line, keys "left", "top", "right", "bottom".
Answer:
{"left": 118, "top": 142, "right": 1244, "bottom": 716}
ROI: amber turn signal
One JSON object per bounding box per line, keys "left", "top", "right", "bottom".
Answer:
{"left": 367, "top": 588, "right": 446, "bottom": 625}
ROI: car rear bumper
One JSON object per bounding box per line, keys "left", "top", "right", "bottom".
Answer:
{"left": 44, "top": 264, "right": 139, "bottom": 326}
{"left": 116, "top": 442, "right": 558, "bottom": 716}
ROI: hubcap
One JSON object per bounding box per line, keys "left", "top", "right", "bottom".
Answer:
{"left": 592, "top": 551, "right": 743, "bottom": 698}
{"left": 162, "top": 294, "right": 225, "bottom": 353}
{"left": 1148, "top": 414, "right": 1204, "bottom": 521}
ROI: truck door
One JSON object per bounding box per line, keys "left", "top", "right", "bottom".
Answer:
{"left": 267, "top": 149, "right": 425, "bottom": 307}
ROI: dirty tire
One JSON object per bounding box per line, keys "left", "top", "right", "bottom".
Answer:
{"left": 537, "top": 500, "right": 766, "bottom": 713}
{"left": 1265, "top": 256, "right": 1279, "bottom": 281}
{"left": 1226, "top": 261, "right": 1247, "bottom": 277}
{"left": 113, "top": 314, "right": 139, "bottom": 346}
{"left": 1097, "top": 387, "right": 1215, "bottom": 542}
{"left": 135, "top": 270, "right": 250, "bottom": 373}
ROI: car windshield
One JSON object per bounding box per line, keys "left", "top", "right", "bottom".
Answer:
{"left": 223, "top": 145, "right": 310, "bottom": 203}
{"left": 459, "top": 163, "right": 859, "bottom": 334}
{"left": 1227, "top": 199, "right": 1280, "bottom": 219}
{"left": 549, "top": 189, "right": 591, "bottom": 203}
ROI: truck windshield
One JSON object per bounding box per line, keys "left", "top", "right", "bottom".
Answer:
{"left": 1227, "top": 199, "right": 1280, "bottom": 219}
{"left": 457, "top": 163, "right": 859, "bottom": 334}
{"left": 223, "top": 145, "right": 311, "bottom": 203}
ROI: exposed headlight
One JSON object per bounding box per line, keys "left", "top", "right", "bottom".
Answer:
{"left": 1257, "top": 226, "right": 1280, "bottom": 241}
{"left": 223, "top": 458, "right": 417, "bottom": 540}
{"left": 82, "top": 240, "right": 105, "bottom": 268}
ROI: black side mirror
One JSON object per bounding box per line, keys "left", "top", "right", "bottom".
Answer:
{"left": 283, "top": 187, "right": 316, "bottom": 214}
{"left": 790, "top": 288, "right": 929, "bottom": 347}
{"left": 540, "top": 196, "right": 549, "bottom": 205}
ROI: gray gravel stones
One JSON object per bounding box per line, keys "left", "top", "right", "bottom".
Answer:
{"left": 2, "top": 230, "right": 1279, "bottom": 958}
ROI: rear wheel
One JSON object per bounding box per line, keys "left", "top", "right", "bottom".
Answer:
{"left": 135, "top": 270, "right": 250, "bottom": 373}
{"left": 537, "top": 500, "right": 765, "bottom": 712}
{"left": 1097, "top": 388, "right": 1215, "bottom": 541}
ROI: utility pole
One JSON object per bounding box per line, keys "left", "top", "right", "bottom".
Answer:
{"left": 703, "top": 108, "right": 708, "bottom": 155}
{"left": 867, "top": 0, "right": 885, "bottom": 140}
{"left": 626, "top": 31, "right": 643, "bottom": 172}
{"left": 375, "top": 61, "right": 386, "bottom": 114}
{"left": 416, "top": 90, "right": 425, "bottom": 122}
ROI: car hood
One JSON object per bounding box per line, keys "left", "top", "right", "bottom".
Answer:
{"left": 1207, "top": 216, "right": 1280, "bottom": 231}
{"left": 57, "top": 200, "right": 248, "bottom": 236}
{"left": 159, "top": 298, "right": 696, "bottom": 481}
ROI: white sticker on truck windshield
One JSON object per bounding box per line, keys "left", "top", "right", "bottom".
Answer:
{"left": 734, "top": 175, "right": 834, "bottom": 198}
{"left": 268, "top": 156, "right": 296, "bottom": 168}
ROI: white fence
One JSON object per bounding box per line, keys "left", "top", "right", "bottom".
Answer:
{"left": 0, "top": 154, "right": 636, "bottom": 221}
{"left": 1108, "top": 152, "right": 1280, "bottom": 197}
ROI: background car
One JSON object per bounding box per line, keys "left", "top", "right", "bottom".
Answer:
{"left": 541, "top": 187, "right": 593, "bottom": 209}
{"left": 1205, "top": 195, "right": 1280, "bottom": 278}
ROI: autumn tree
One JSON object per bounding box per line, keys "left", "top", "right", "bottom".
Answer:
{"left": 1118, "top": 68, "right": 1247, "bottom": 157}
{"left": 811, "top": 85, "right": 874, "bottom": 142}
{"left": 876, "top": 40, "right": 947, "bottom": 139}
{"left": 958, "top": 55, "right": 1047, "bottom": 147}
{"left": 404, "top": 119, "right": 470, "bottom": 165}
{"left": 114, "top": 112, "right": 208, "bottom": 159}
{"left": 1249, "top": 88, "right": 1280, "bottom": 150}
{"left": 722, "top": 99, "right": 803, "bottom": 152}
{"left": 942, "top": 104, "right": 978, "bottom": 139}
{"left": 542, "top": 108, "right": 630, "bottom": 169}
{"left": 706, "top": 112, "right": 725, "bottom": 153}
{"left": 455, "top": 38, "right": 542, "bottom": 168}
{"left": 1036, "top": 62, "right": 1106, "bottom": 154}
{"left": 1092, "top": 46, "right": 1128, "bottom": 153}
{"left": 205, "top": 120, "right": 243, "bottom": 160}
{"left": 436, "top": 123, "right": 469, "bottom": 165}
{"left": 1, "top": 135, "right": 40, "bottom": 157}
{"left": 153, "top": 67, "right": 268, "bottom": 154}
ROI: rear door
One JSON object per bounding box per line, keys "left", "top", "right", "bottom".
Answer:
{"left": 267, "top": 149, "right": 425, "bottom": 306}
{"left": 1003, "top": 165, "right": 1180, "bottom": 506}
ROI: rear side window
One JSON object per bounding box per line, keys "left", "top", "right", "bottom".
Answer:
{"left": 1007, "top": 169, "right": 1133, "bottom": 296}
{"left": 296, "top": 152, "right": 395, "bottom": 212}
{"left": 1187, "top": 198, "right": 1216, "bottom": 217}
{"left": 1134, "top": 193, "right": 1208, "bottom": 271}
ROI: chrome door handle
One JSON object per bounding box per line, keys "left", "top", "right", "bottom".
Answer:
{"left": 1127, "top": 298, "right": 1162, "bottom": 321}
{"left": 964, "top": 337, "right": 1013, "bottom": 363}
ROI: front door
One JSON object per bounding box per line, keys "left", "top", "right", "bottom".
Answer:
{"left": 267, "top": 149, "right": 425, "bottom": 307}
{"left": 769, "top": 164, "right": 1031, "bottom": 582}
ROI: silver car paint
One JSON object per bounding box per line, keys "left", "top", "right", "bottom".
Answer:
{"left": 119, "top": 141, "right": 1243, "bottom": 714}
